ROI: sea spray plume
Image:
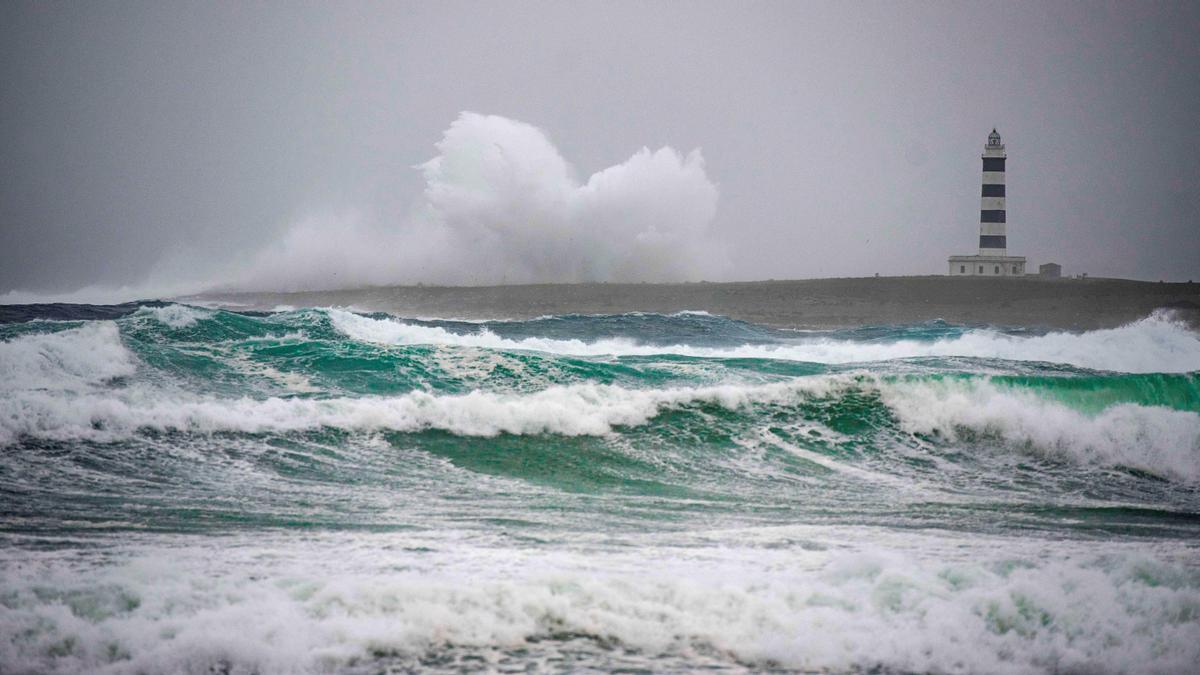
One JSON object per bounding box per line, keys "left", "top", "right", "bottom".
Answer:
{"left": 417, "top": 112, "right": 723, "bottom": 283}
{"left": 234, "top": 210, "right": 408, "bottom": 292}
{"left": 237, "top": 112, "right": 725, "bottom": 290}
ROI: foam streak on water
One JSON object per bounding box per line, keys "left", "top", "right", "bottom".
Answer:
{"left": 1, "top": 305, "right": 1198, "bottom": 674}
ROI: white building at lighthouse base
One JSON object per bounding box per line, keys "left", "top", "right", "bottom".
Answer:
{"left": 948, "top": 254, "right": 1026, "bottom": 277}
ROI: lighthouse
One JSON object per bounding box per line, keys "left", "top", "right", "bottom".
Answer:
{"left": 948, "top": 129, "right": 1026, "bottom": 276}
{"left": 979, "top": 128, "right": 1008, "bottom": 255}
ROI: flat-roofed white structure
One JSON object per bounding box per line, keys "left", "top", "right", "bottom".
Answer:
{"left": 948, "top": 129, "right": 1026, "bottom": 276}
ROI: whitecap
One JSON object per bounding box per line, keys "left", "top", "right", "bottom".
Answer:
{"left": 329, "top": 309, "right": 1200, "bottom": 373}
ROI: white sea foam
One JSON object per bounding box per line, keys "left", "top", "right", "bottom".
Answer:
{"left": 1, "top": 529, "right": 1197, "bottom": 674}
{"left": 0, "top": 322, "right": 136, "bottom": 393}
{"left": 429, "top": 345, "right": 531, "bottom": 383}
{"left": 329, "top": 309, "right": 1200, "bottom": 373}
{"left": 220, "top": 351, "right": 319, "bottom": 394}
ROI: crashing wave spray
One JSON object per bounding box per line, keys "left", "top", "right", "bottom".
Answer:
{"left": 240, "top": 112, "right": 725, "bottom": 290}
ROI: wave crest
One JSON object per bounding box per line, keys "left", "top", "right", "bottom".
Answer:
{"left": 0, "top": 378, "right": 847, "bottom": 446}
{"left": 0, "top": 322, "right": 135, "bottom": 393}
{"left": 330, "top": 309, "right": 1200, "bottom": 373}
{"left": 4, "top": 365, "right": 1198, "bottom": 483}
{"left": 882, "top": 378, "right": 1200, "bottom": 482}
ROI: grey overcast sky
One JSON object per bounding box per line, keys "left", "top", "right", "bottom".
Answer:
{"left": 2, "top": 1, "right": 1198, "bottom": 297}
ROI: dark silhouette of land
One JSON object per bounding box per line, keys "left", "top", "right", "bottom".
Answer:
{"left": 185, "top": 276, "right": 1200, "bottom": 330}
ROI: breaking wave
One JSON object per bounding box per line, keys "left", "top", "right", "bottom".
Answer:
{"left": 0, "top": 322, "right": 135, "bottom": 392}
{"left": 2, "top": 318, "right": 1195, "bottom": 481}
{"left": 882, "top": 378, "right": 1200, "bottom": 482}
{"left": 0, "top": 380, "right": 834, "bottom": 446}
{"left": 330, "top": 309, "right": 1200, "bottom": 373}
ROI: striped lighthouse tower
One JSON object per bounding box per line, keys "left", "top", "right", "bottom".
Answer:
{"left": 978, "top": 128, "right": 1007, "bottom": 255}
{"left": 948, "top": 129, "right": 1025, "bottom": 276}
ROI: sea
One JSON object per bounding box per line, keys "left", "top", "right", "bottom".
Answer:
{"left": 1, "top": 302, "right": 1199, "bottom": 674}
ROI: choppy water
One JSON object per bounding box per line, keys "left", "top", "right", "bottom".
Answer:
{"left": 2, "top": 304, "right": 1199, "bottom": 674}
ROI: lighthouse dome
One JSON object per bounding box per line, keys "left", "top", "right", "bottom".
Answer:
{"left": 988, "top": 128, "right": 1002, "bottom": 146}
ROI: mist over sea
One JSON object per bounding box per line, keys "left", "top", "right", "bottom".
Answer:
{"left": 2, "top": 302, "right": 1199, "bottom": 673}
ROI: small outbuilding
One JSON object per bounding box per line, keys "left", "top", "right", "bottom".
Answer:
{"left": 1039, "top": 262, "right": 1061, "bottom": 278}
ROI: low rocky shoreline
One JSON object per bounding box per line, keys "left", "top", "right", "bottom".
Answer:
{"left": 187, "top": 276, "right": 1200, "bottom": 330}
